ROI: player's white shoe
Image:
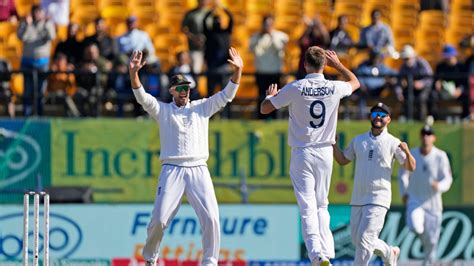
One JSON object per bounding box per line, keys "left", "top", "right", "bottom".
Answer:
{"left": 386, "top": 246, "right": 400, "bottom": 266}
{"left": 311, "top": 257, "right": 331, "bottom": 266}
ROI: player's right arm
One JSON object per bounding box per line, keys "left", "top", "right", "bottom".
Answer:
{"left": 325, "top": 50, "right": 360, "bottom": 92}
{"left": 332, "top": 137, "right": 352, "bottom": 165}
{"left": 260, "top": 81, "right": 295, "bottom": 114}
{"left": 260, "top": 83, "right": 278, "bottom": 114}
{"left": 129, "top": 50, "right": 160, "bottom": 119}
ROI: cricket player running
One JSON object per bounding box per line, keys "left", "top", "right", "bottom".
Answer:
{"left": 260, "top": 46, "right": 360, "bottom": 265}
{"left": 399, "top": 125, "right": 452, "bottom": 266}
{"left": 333, "top": 102, "right": 416, "bottom": 266}
{"left": 129, "top": 48, "right": 243, "bottom": 266}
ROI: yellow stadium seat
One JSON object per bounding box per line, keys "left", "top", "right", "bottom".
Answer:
{"left": 71, "top": 8, "right": 100, "bottom": 25}
{"left": 391, "top": 13, "right": 418, "bottom": 28}
{"left": 98, "top": 0, "right": 126, "bottom": 9}
{"left": 419, "top": 10, "right": 446, "bottom": 27}
{"left": 0, "top": 22, "right": 17, "bottom": 38}
{"left": 246, "top": 0, "right": 273, "bottom": 13}
{"left": 101, "top": 6, "right": 129, "bottom": 20}
{"left": 131, "top": 9, "right": 159, "bottom": 29}
{"left": 129, "top": 0, "right": 155, "bottom": 10}
{"left": 235, "top": 75, "right": 258, "bottom": 100}
{"left": 449, "top": 13, "right": 474, "bottom": 29}
{"left": 11, "top": 73, "right": 24, "bottom": 95}
{"left": 451, "top": 0, "right": 473, "bottom": 11}
{"left": 71, "top": 0, "right": 98, "bottom": 9}
{"left": 109, "top": 21, "right": 127, "bottom": 37}
{"left": 15, "top": 0, "right": 34, "bottom": 17}
{"left": 145, "top": 24, "right": 171, "bottom": 39}
{"left": 350, "top": 50, "right": 370, "bottom": 69}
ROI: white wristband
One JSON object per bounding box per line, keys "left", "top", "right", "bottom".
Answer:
{"left": 265, "top": 95, "right": 273, "bottom": 100}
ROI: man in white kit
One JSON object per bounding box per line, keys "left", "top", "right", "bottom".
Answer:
{"left": 260, "top": 46, "right": 360, "bottom": 265}
{"left": 128, "top": 48, "right": 243, "bottom": 266}
{"left": 332, "top": 102, "right": 416, "bottom": 266}
{"left": 399, "top": 125, "right": 452, "bottom": 266}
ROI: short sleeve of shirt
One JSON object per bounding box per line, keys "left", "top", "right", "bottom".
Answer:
{"left": 269, "top": 82, "right": 295, "bottom": 109}
{"left": 343, "top": 139, "right": 356, "bottom": 161}
{"left": 393, "top": 140, "right": 407, "bottom": 165}
{"left": 332, "top": 81, "right": 352, "bottom": 98}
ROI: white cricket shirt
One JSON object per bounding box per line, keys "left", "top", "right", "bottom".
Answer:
{"left": 133, "top": 81, "right": 239, "bottom": 166}
{"left": 399, "top": 146, "right": 452, "bottom": 213}
{"left": 269, "top": 73, "right": 352, "bottom": 147}
{"left": 343, "top": 129, "right": 407, "bottom": 208}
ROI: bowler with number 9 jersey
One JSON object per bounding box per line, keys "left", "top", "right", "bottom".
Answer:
{"left": 260, "top": 46, "right": 360, "bottom": 265}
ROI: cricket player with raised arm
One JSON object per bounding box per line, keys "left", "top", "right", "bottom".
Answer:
{"left": 260, "top": 46, "right": 360, "bottom": 266}
{"left": 332, "top": 102, "right": 416, "bottom": 266}
{"left": 129, "top": 48, "right": 243, "bottom": 266}
{"left": 398, "top": 125, "right": 452, "bottom": 266}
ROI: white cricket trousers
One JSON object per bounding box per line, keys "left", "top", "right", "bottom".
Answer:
{"left": 351, "top": 205, "right": 393, "bottom": 265}
{"left": 142, "top": 164, "right": 220, "bottom": 266}
{"left": 290, "top": 145, "right": 335, "bottom": 262}
{"left": 406, "top": 201, "right": 441, "bottom": 266}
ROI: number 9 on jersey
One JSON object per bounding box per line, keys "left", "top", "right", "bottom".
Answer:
{"left": 310, "top": 100, "right": 326, "bottom": 128}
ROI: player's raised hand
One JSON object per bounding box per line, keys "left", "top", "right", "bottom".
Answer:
{"left": 227, "top": 47, "right": 243, "bottom": 71}
{"left": 399, "top": 142, "right": 410, "bottom": 153}
{"left": 129, "top": 50, "right": 146, "bottom": 73}
{"left": 266, "top": 83, "right": 279, "bottom": 96}
{"left": 325, "top": 50, "right": 341, "bottom": 68}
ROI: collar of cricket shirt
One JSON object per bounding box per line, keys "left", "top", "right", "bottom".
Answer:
{"left": 369, "top": 127, "right": 388, "bottom": 139}
{"left": 305, "top": 73, "right": 324, "bottom": 79}
{"left": 171, "top": 98, "right": 190, "bottom": 110}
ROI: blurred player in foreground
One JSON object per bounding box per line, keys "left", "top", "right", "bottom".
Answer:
{"left": 260, "top": 46, "right": 360, "bottom": 265}
{"left": 333, "top": 102, "right": 416, "bottom": 266}
{"left": 399, "top": 125, "right": 452, "bottom": 266}
{"left": 129, "top": 48, "right": 243, "bottom": 266}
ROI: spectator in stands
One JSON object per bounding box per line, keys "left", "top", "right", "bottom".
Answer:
{"left": 0, "top": 0, "right": 17, "bottom": 22}
{"left": 0, "top": 58, "right": 14, "bottom": 117}
{"left": 75, "top": 43, "right": 112, "bottom": 116}
{"left": 203, "top": 3, "right": 233, "bottom": 102}
{"left": 46, "top": 53, "right": 79, "bottom": 116}
{"left": 433, "top": 45, "right": 471, "bottom": 120}
{"left": 250, "top": 15, "right": 288, "bottom": 119}
{"left": 54, "top": 23, "right": 82, "bottom": 65}
{"left": 41, "top": 0, "right": 69, "bottom": 26}
{"left": 168, "top": 51, "right": 199, "bottom": 101}
{"left": 396, "top": 45, "right": 433, "bottom": 121}
{"left": 359, "top": 9, "right": 397, "bottom": 58}
{"left": 354, "top": 50, "right": 397, "bottom": 119}
{"left": 463, "top": 49, "right": 474, "bottom": 120}
{"left": 117, "top": 16, "right": 158, "bottom": 65}
{"left": 181, "top": 0, "right": 210, "bottom": 74}
{"left": 329, "top": 15, "right": 353, "bottom": 54}
{"left": 297, "top": 16, "right": 329, "bottom": 78}
{"left": 83, "top": 17, "right": 117, "bottom": 61}
{"left": 17, "top": 4, "right": 56, "bottom": 116}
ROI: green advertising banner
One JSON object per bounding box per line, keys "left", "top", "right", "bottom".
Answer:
{"left": 50, "top": 119, "right": 464, "bottom": 205}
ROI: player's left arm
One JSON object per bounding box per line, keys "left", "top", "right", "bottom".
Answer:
{"left": 201, "top": 47, "right": 243, "bottom": 116}
{"left": 433, "top": 152, "right": 453, "bottom": 192}
{"left": 399, "top": 142, "right": 416, "bottom": 171}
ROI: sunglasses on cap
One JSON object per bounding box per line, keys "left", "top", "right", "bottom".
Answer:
{"left": 371, "top": 111, "right": 388, "bottom": 119}
{"left": 175, "top": 85, "right": 190, "bottom": 92}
